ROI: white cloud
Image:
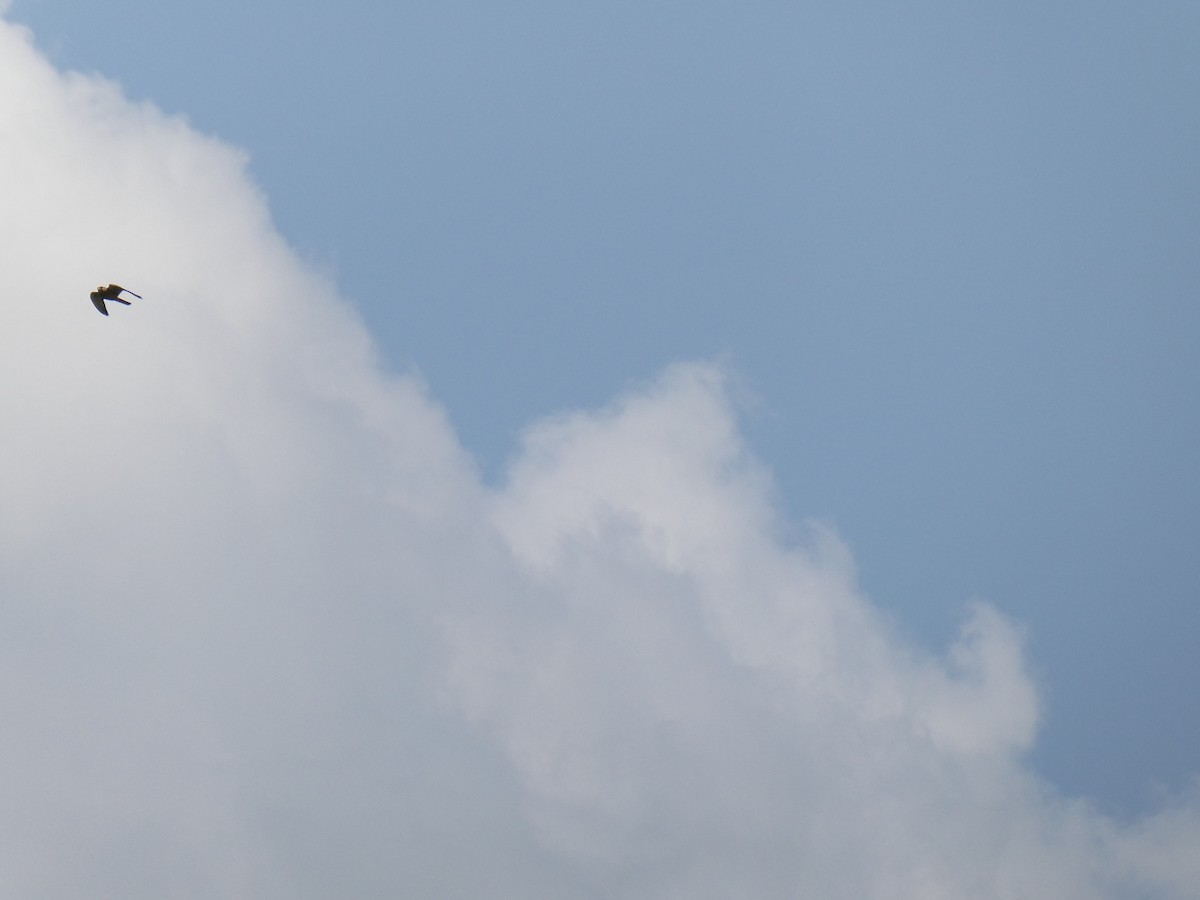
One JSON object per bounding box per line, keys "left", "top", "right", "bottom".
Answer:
{"left": 1, "top": 14, "right": 1198, "bottom": 898}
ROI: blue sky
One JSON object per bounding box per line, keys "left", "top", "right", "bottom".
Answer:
{"left": 13, "top": 0, "right": 1199, "bottom": 813}
{"left": 3, "top": 1, "right": 1199, "bottom": 890}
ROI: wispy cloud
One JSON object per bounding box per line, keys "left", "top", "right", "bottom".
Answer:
{"left": 1, "top": 16, "right": 1197, "bottom": 898}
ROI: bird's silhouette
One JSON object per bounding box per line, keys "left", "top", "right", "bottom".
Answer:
{"left": 90, "top": 283, "right": 142, "bottom": 316}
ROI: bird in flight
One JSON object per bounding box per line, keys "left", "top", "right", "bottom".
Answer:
{"left": 90, "top": 283, "right": 142, "bottom": 316}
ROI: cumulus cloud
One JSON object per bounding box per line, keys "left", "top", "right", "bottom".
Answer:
{"left": 1, "top": 14, "right": 1198, "bottom": 898}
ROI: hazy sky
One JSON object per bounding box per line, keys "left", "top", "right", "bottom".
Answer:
{"left": 2, "top": 2, "right": 1199, "bottom": 896}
